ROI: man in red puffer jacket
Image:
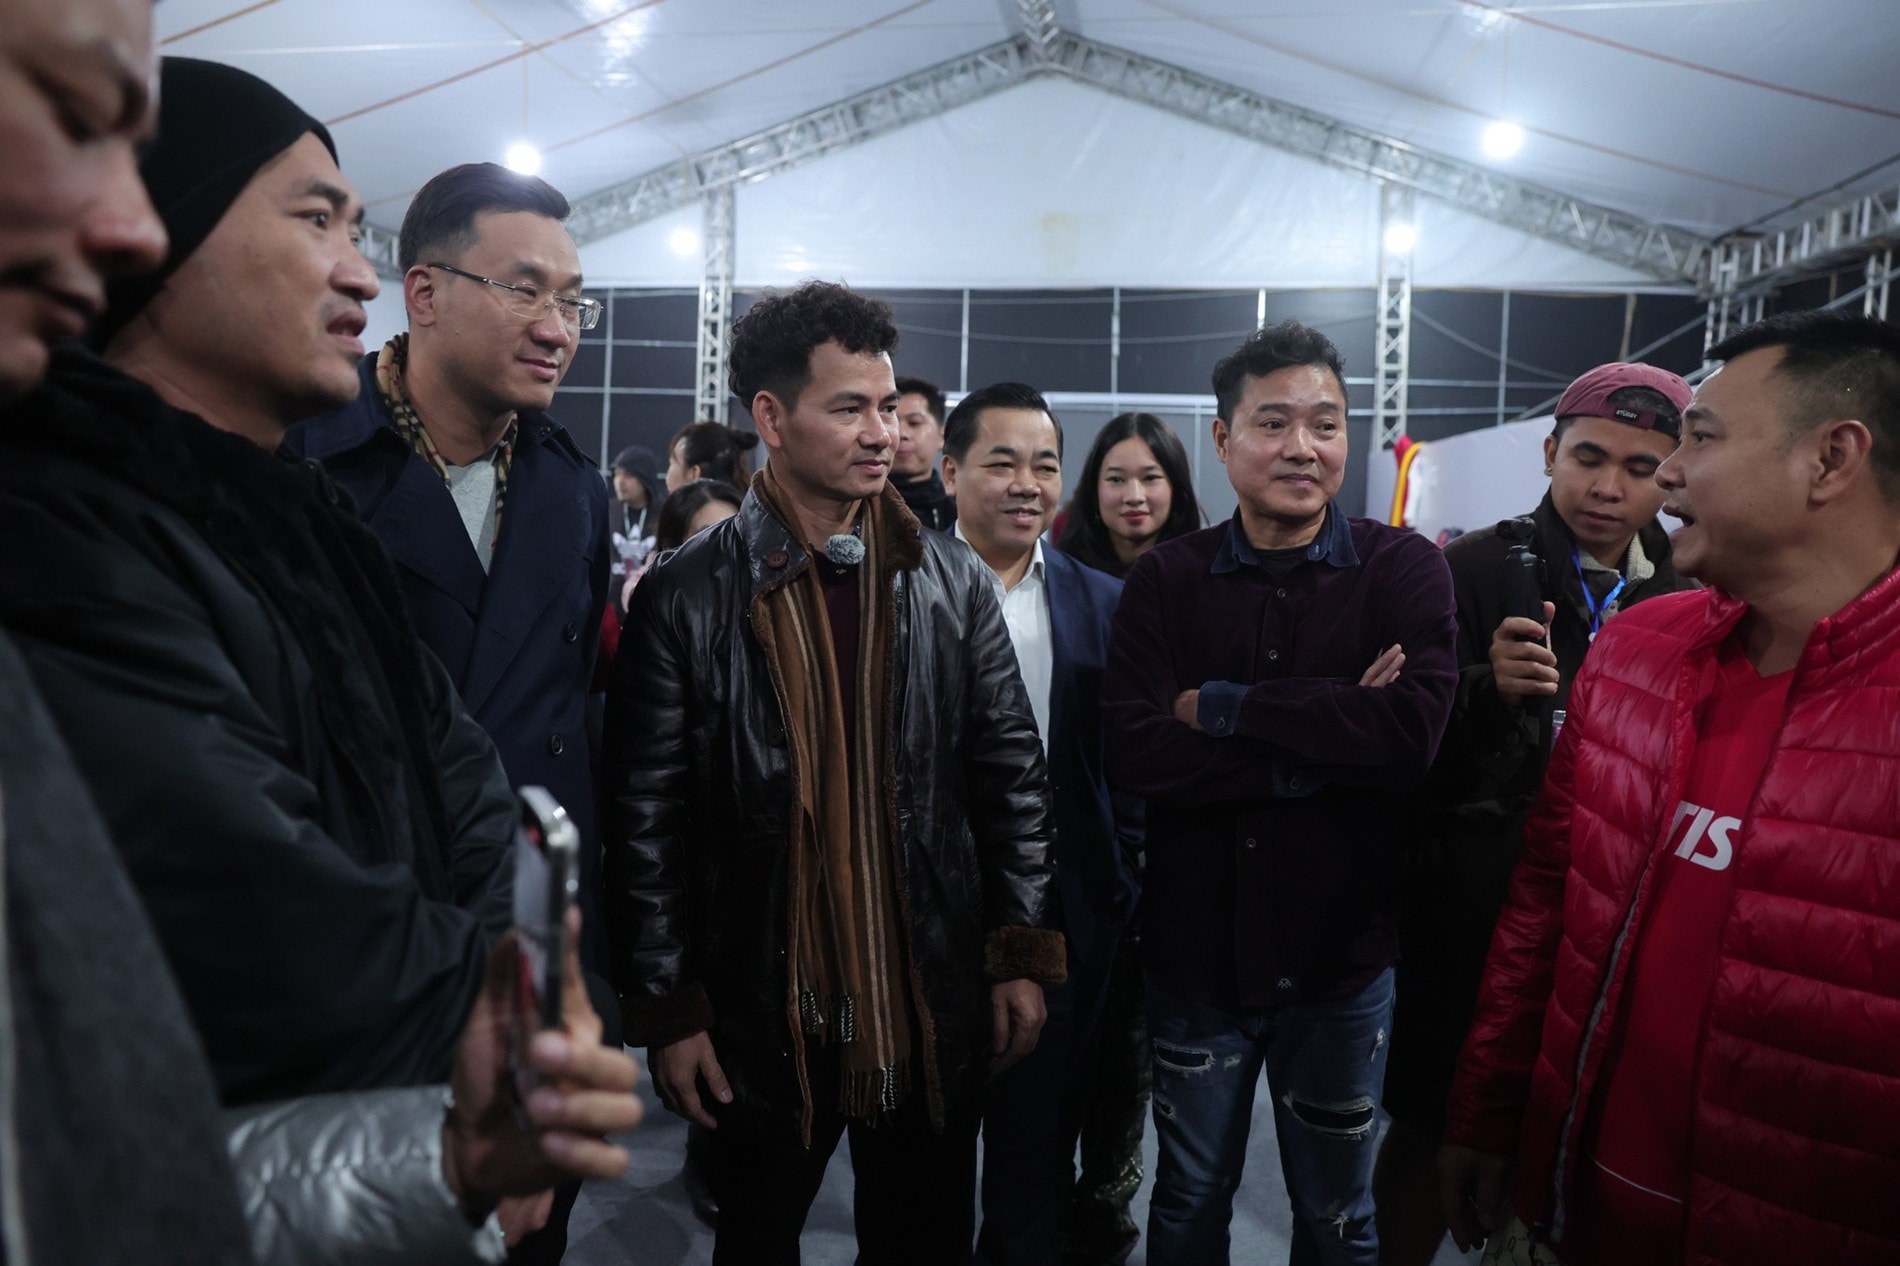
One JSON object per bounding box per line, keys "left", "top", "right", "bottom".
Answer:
{"left": 1439, "top": 309, "right": 1900, "bottom": 1266}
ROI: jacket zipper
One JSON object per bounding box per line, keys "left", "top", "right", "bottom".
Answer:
{"left": 1545, "top": 646, "right": 1704, "bottom": 1242}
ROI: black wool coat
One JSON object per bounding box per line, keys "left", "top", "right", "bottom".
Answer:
{"left": 0, "top": 348, "right": 514, "bottom": 1105}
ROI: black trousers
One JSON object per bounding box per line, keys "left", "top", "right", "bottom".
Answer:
{"left": 709, "top": 1047, "right": 980, "bottom": 1266}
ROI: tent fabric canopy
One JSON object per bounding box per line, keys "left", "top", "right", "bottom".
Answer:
{"left": 157, "top": 0, "right": 1900, "bottom": 288}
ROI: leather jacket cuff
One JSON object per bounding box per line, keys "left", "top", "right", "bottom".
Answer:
{"left": 984, "top": 926, "right": 1068, "bottom": 985}
{"left": 622, "top": 981, "right": 715, "bottom": 1048}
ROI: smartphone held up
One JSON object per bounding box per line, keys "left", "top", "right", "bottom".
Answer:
{"left": 513, "top": 787, "right": 579, "bottom": 1094}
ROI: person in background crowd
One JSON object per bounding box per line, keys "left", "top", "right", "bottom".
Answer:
{"left": 282, "top": 159, "right": 614, "bottom": 1263}
{"left": 1441, "top": 311, "right": 1900, "bottom": 1265}
{"left": 1057, "top": 411, "right": 1203, "bottom": 580}
{"left": 938, "top": 383, "right": 1140, "bottom": 1266}
{"left": 604, "top": 280, "right": 1065, "bottom": 1265}
{"left": 611, "top": 443, "right": 666, "bottom": 572}
{"left": 0, "top": 38, "right": 642, "bottom": 1261}
{"left": 1050, "top": 410, "right": 1203, "bottom": 1263}
{"left": 1375, "top": 362, "right": 1696, "bottom": 1264}
{"left": 893, "top": 374, "right": 956, "bottom": 531}
{"left": 666, "top": 418, "right": 759, "bottom": 491}
{"left": 653, "top": 477, "right": 744, "bottom": 554}
{"left": 1103, "top": 320, "right": 1457, "bottom": 1265}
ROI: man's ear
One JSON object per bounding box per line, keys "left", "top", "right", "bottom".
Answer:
{"left": 752, "top": 391, "right": 788, "bottom": 451}
{"left": 404, "top": 265, "right": 438, "bottom": 327}
{"left": 1212, "top": 416, "right": 1231, "bottom": 465}
{"left": 1543, "top": 431, "right": 1560, "bottom": 476}
{"left": 940, "top": 451, "right": 960, "bottom": 497}
{"left": 1811, "top": 417, "right": 1876, "bottom": 506}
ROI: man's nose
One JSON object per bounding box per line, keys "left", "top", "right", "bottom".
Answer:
{"left": 82, "top": 147, "right": 168, "bottom": 278}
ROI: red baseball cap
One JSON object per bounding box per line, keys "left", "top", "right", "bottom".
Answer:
{"left": 1554, "top": 362, "right": 1693, "bottom": 437}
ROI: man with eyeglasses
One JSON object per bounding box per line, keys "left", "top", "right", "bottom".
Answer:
{"left": 285, "top": 163, "right": 613, "bottom": 1262}
{"left": 288, "top": 163, "right": 612, "bottom": 960}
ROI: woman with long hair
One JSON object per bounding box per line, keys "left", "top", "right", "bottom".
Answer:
{"left": 1057, "top": 412, "right": 1202, "bottom": 578}
{"left": 665, "top": 422, "right": 759, "bottom": 491}
{"left": 652, "top": 478, "right": 744, "bottom": 554}
{"left": 621, "top": 479, "right": 744, "bottom": 612}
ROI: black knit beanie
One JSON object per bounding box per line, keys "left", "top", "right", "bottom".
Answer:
{"left": 95, "top": 58, "right": 337, "bottom": 348}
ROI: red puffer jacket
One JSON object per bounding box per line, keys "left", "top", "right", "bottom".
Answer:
{"left": 1444, "top": 569, "right": 1900, "bottom": 1264}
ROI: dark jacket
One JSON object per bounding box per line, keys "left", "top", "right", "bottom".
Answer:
{"left": 1103, "top": 507, "right": 1458, "bottom": 1010}
{"left": 601, "top": 489, "right": 1065, "bottom": 1130}
{"left": 1, "top": 631, "right": 252, "bottom": 1266}
{"left": 0, "top": 350, "right": 514, "bottom": 1105}
{"left": 894, "top": 470, "right": 956, "bottom": 532}
{"left": 285, "top": 355, "right": 611, "bottom": 964}
{"left": 1386, "top": 495, "right": 1695, "bottom": 1130}
{"left": 1412, "top": 493, "right": 1694, "bottom": 871}
{"left": 1040, "top": 547, "right": 1142, "bottom": 981}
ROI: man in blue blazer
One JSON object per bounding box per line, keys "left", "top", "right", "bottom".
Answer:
{"left": 283, "top": 162, "right": 611, "bottom": 970}
{"left": 942, "top": 382, "right": 1142, "bottom": 1266}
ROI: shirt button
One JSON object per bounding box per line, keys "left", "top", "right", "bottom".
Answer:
{"left": 1267, "top": 649, "right": 1280, "bottom": 662}
{"left": 1244, "top": 837, "right": 1258, "bottom": 850}
{"left": 1289, "top": 775, "right": 1303, "bottom": 791}
{"left": 1277, "top": 977, "right": 1294, "bottom": 991}
{"left": 547, "top": 733, "right": 565, "bottom": 756}
{"left": 1275, "top": 587, "right": 1287, "bottom": 599}
{"left": 1213, "top": 716, "right": 1227, "bottom": 731}
{"left": 562, "top": 621, "right": 578, "bottom": 642}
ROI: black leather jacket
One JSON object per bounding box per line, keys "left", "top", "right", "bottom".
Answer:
{"left": 602, "top": 490, "right": 1063, "bottom": 1128}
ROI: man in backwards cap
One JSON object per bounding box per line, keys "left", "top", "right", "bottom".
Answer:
{"left": 0, "top": 55, "right": 519, "bottom": 1107}
{"left": 1375, "top": 362, "right": 1696, "bottom": 1263}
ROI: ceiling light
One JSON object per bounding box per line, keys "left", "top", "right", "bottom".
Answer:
{"left": 1383, "top": 222, "right": 1418, "bottom": 256}
{"left": 504, "top": 143, "right": 543, "bottom": 176}
{"left": 669, "top": 227, "right": 701, "bottom": 257}
{"left": 1481, "top": 120, "right": 1524, "bottom": 160}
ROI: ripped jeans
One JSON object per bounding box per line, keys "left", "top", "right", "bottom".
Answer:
{"left": 1145, "top": 969, "right": 1394, "bottom": 1266}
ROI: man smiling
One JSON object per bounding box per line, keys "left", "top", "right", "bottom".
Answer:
{"left": 603, "top": 282, "right": 1064, "bottom": 1265}
{"left": 940, "top": 382, "right": 1139, "bottom": 1266}
{"left": 286, "top": 164, "right": 612, "bottom": 981}
{"left": 1103, "top": 320, "right": 1457, "bottom": 1265}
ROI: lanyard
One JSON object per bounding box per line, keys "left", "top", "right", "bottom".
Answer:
{"left": 1570, "top": 547, "right": 1627, "bottom": 639}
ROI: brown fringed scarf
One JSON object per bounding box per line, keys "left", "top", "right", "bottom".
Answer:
{"left": 751, "top": 466, "right": 923, "bottom": 1125}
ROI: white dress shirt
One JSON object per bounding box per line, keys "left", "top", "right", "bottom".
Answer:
{"left": 955, "top": 525, "right": 1053, "bottom": 753}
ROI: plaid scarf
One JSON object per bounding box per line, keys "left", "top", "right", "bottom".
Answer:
{"left": 750, "top": 466, "right": 924, "bottom": 1127}
{"left": 374, "top": 333, "right": 518, "bottom": 550}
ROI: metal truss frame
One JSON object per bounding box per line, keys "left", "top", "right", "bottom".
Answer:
{"left": 1708, "top": 184, "right": 1900, "bottom": 298}
{"left": 1373, "top": 183, "right": 1415, "bottom": 451}
{"left": 694, "top": 183, "right": 736, "bottom": 422}
{"left": 359, "top": 223, "right": 401, "bottom": 280}
{"left": 1041, "top": 34, "right": 1706, "bottom": 285}
{"left": 562, "top": 38, "right": 1037, "bottom": 246}
{"left": 553, "top": 31, "right": 1706, "bottom": 287}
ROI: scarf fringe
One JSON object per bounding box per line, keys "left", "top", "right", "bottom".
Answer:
{"left": 840, "top": 1060, "right": 912, "bottom": 1120}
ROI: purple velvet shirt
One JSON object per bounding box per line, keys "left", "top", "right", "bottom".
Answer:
{"left": 1103, "top": 506, "right": 1457, "bottom": 1009}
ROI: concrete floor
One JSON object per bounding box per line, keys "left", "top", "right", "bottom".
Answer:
{"left": 564, "top": 1072, "right": 1480, "bottom": 1265}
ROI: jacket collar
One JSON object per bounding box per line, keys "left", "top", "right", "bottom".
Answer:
{"left": 1530, "top": 489, "right": 1681, "bottom": 597}
{"left": 1690, "top": 561, "right": 1900, "bottom": 674}
{"left": 295, "top": 354, "right": 574, "bottom": 464}
{"left": 1210, "top": 502, "right": 1358, "bottom": 576}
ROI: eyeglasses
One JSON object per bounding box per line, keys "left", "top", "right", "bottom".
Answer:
{"left": 426, "top": 262, "right": 603, "bottom": 331}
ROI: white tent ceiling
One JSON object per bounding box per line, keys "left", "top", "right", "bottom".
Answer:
{"left": 157, "top": 0, "right": 1900, "bottom": 289}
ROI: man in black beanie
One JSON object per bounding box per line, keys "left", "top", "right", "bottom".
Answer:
{"left": 0, "top": 54, "right": 519, "bottom": 1114}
